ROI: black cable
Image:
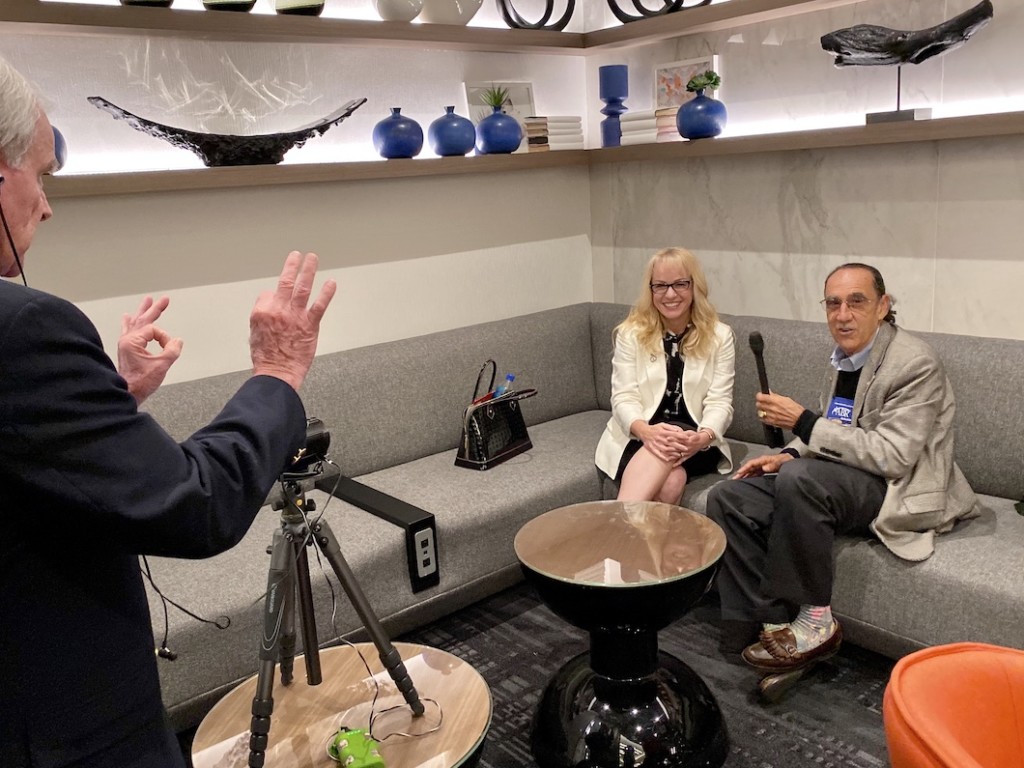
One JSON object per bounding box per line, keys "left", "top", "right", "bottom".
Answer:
{"left": 140, "top": 555, "right": 230, "bottom": 661}
{"left": 0, "top": 194, "right": 28, "bottom": 286}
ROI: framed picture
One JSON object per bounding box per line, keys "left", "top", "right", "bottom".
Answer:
{"left": 463, "top": 81, "right": 536, "bottom": 125}
{"left": 654, "top": 55, "right": 719, "bottom": 110}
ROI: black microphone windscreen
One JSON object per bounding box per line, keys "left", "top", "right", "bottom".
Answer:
{"left": 749, "top": 331, "right": 765, "bottom": 354}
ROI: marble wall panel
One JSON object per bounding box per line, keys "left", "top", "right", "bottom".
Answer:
{"left": 934, "top": 134, "right": 1024, "bottom": 340}
{"left": 596, "top": 140, "right": 941, "bottom": 319}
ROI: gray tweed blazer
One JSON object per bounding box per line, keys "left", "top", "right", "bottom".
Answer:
{"left": 790, "top": 322, "right": 980, "bottom": 561}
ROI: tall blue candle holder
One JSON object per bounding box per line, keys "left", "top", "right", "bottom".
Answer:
{"left": 599, "top": 64, "right": 628, "bottom": 148}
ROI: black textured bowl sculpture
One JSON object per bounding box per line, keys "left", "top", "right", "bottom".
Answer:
{"left": 87, "top": 96, "right": 368, "bottom": 167}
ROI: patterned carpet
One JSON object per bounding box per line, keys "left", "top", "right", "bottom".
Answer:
{"left": 180, "top": 582, "right": 894, "bottom": 767}
{"left": 398, "top": 583, "right": 894, "bottom": 768}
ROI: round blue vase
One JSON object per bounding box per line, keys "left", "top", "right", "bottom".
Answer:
{"left": 475, "top": 106, "right": 523, "bottom": 155}
{"left": 676, "top": 89, "right": 728, "bottom": 140}
{"left": 428, "top": 106, "right": 476, "bottom": 157}
{"left": 373, "top": 107, "right": 423, "bottom": 159}
{"left": 52, "top": 126, "right": 67, "bottom": 172}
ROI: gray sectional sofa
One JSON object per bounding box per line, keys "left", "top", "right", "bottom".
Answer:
{"left": 139, "top": 302, "right": 1024, "bottom": 732}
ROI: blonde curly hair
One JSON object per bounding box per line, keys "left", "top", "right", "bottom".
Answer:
{"left": 616, "top": 247, "right": 720, "bottom": 360}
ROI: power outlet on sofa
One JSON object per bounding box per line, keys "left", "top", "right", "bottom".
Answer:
{"left": 414, "top": 528, "right": 437, "bottom": 579}
{"left": 315, "top": 472, "right": 441, "bottom": 593}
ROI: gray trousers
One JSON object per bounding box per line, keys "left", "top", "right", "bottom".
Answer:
{"left": 706, "top": 458, "right": 886, "bottom": 623}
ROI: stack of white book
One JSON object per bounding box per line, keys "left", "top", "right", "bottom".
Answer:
{"left": 524, "top": 116, "right": 584, "bottom": 152}
{"left": 619, "top": 107, "right": 682, "bottom": 146}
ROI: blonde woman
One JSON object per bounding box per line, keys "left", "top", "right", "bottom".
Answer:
{"left": 596, "top": 248, "right": 735, "bottom": 503}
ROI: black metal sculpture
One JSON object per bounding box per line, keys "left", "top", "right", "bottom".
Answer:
{"left": 496, "top": 0, "right": 574, "bottom": 31}
{"left": 821, "top": 0, "right": 993, "bottom": 67}
{"left": 604, "top": 0, "right": 709, "bottom": 27}
{"left": 87, "top": 96, "right": 367, "bottom": 167}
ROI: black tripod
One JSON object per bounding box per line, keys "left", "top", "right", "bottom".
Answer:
{"left": 247, "top": 468, "right": 424, "bottom": 767}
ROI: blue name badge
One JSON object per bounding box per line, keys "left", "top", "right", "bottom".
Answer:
{"left": 826, "top": 396, "right": 854, "bottom": 426}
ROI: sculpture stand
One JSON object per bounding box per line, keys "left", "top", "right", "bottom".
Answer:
{"left": 866, "top": 65, "right": 932, "bottom": 124}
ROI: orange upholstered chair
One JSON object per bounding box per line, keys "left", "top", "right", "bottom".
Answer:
{"left": 883, "top": 642, "right": 1024, "bottom": 768}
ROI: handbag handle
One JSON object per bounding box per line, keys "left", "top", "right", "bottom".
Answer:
{"left": 471, "top": 359, "right": 498, "bottom": 402}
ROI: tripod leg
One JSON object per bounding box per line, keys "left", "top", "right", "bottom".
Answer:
{"left": 310, "top": 518, "right": 426, "bottom": 717}
{"left": 248, "top": 528, "right": 296, "bottom": 768}
{"left": 294, "top": 541, "right": 323, "bottom": 686}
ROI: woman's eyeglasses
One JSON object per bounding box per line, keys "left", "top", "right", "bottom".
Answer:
{"left": 650, "top": 280, "right": 692, "bottom": 295}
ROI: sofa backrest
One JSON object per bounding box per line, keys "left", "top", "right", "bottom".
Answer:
{"left": 589, "top": 306, "right": 1023, "bottom": 501}
{"left": 144, "top": 303, "right": 600, "bottom": 477}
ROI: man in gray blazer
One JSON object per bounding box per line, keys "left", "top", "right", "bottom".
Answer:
{"left": 706, "top": 263, "right": 979, "bottom": 673}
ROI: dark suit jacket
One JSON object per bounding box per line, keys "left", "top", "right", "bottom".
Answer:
{"left": 0, "top": 281, "right": 307, "bottom": 767}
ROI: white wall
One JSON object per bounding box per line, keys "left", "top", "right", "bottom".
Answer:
{"left": 32, "top": 167, "right": 594, "bottom": 383}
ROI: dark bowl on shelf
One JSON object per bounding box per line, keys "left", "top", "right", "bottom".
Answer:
{"left": 87, "top": 96, "right": 367, "bottom": 167}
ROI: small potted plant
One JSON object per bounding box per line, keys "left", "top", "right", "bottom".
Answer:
{"left": 676, "top": 69, "right": 727, "bottom": 140}
{"left": 475, "top": 85, "right": 523, "bottom": 154}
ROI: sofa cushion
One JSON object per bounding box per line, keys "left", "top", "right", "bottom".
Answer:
{"left": 301, "top": 304, "right": 601, "bottom": 477}
{"left": 833, "top": 494, "right": 1024, "bottom": 657}
{"left": 145, "top": 409, "right": 609, "bottom": 728}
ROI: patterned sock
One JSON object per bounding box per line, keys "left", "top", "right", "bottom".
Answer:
{"left": 789, "top": 605, "right": 835, "bottom": 652}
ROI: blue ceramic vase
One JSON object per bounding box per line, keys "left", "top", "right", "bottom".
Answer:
{"left": 373, "top": 108, "right": 423, "bottom": 159}
{"left": 428, "top": 106, "right": 476, "bottom": 157}
{"left": 676, "top": 89, "right": 727, "bottom": 140}
{"left": 475, "top": 106, "right": 523, "bottom": 155}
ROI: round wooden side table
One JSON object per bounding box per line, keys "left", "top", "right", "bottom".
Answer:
{"left": 191, "top": 642, "right": 490, "bottom": 768}
{"left": 515, "top": 500, "right": 728, "bottom": 768}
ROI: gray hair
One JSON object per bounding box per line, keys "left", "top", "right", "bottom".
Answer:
{"left": 0, "top": 56, "right": 42, "bottom": 169}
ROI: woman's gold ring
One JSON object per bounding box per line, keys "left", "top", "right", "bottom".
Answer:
{"left": 758, "top": 410, "right": 767, "bottom": 419}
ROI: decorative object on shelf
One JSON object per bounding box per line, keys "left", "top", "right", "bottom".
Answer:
{"left": 496, "top": 0, "right": 574, "bottom": 32}
{"left": 374, "top": 0, "right": 424, "bottom": 21}
{"left": 428, "top": 107, "right": 476, "bottom": 157}
{"left": 605, "top": 0, "right": 709, "bottom": 26}
{"left": 676, "top": 69, "right": 726, "bottom": 140}
{"left": 464, "top": 81, "right": 534, "bottom": 130}
{"left": 372, "top": 108, "right": 424, "bottom": 159}
{"left": 275, "top": 0, "right": 325, "bottom": 15}
{"left": 52, "top": 126, "right": 67, "bottom": 172}
{"left": 119, "top": 0, "right": 173, "bottom": 6}
{"left": 821, "top": 0, "right": 993, "bottom": 125}
{"left": 655, "top": 55, "right": 719, "bottom": 110}
{"left": 418, "top": 0, "right": 483, "bottom": 25}
{"left": 87, "top": 96, "right": 367, "bottom": 167}
{"left": 599, "top": 64, "right": 628, "bottom": 148}
{"left": 202, "top": 0, "right": 256, "bottom": 10}
{"left": 474, "top": 87, "right": 524, "bottom": 155}
{"left": 821, "top": 0, "right": 992, "bottom": 67}
{"left": 524, "top": 116, "right": 583, "bottom": 153}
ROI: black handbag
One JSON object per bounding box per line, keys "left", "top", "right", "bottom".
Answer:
{"left": 455, "top": 360, "right": 538, "bottom": 471}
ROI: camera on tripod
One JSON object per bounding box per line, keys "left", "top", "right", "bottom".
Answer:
{"left": 286, "top": 417, "right": 331, "bottom": 477}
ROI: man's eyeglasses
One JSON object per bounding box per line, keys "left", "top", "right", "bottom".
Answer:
{"left": 820, "top": 294, "right": 875, "bottom": 314}
{"left": 651, "top": 279, "right": 692, "bottom": 295}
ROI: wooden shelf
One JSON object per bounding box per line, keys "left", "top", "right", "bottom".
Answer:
{"left": 45, "top": 150, "right": 591, "bottom": 198}
{"left": 45, "top": 112, "right": 1024, "bottom": 199}
{"left": 1, "top": 0, "right": 866, "bottom": 54}
{"left": 588, "top": 111, "right": 1024, "bottom": 163}
{"left": 0, "top": 0, "right": 585, "bottom": 53}
{"left": 582, "top": 0, "right": 864, "bottom": 50}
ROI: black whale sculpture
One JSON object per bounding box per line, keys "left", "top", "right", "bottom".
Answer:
{"left": 88, "top": 96, "right": 367, "bottom": 167}
{"left": 821, "top": 0, "right": 993, "bottom": 67}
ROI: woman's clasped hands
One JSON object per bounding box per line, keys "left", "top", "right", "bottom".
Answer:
{"left": 637, "top": 422, "right": 704, "bottom": 466}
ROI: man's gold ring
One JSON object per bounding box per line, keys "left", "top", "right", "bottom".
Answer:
{"left": 758, "top": 410, "right": 767, "bottom": 419}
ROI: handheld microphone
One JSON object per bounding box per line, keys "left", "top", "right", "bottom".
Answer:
{"left": 748, "top": 331, "right": 786, "bottom": 448}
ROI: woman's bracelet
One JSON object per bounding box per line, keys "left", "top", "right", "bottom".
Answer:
{"left": 698, "top": 427, "right": 715, "bottom": 450}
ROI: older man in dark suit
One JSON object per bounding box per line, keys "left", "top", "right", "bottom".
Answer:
{"left": 0, "top": 55, "right": 335, "bottom": 767}
{"left": 707, "top": 263, "right": 979, "bottom": 673}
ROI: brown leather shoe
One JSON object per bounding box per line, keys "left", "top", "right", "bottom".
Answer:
{"left": 741, "top": 620, "right": 843, "bottom": 671}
